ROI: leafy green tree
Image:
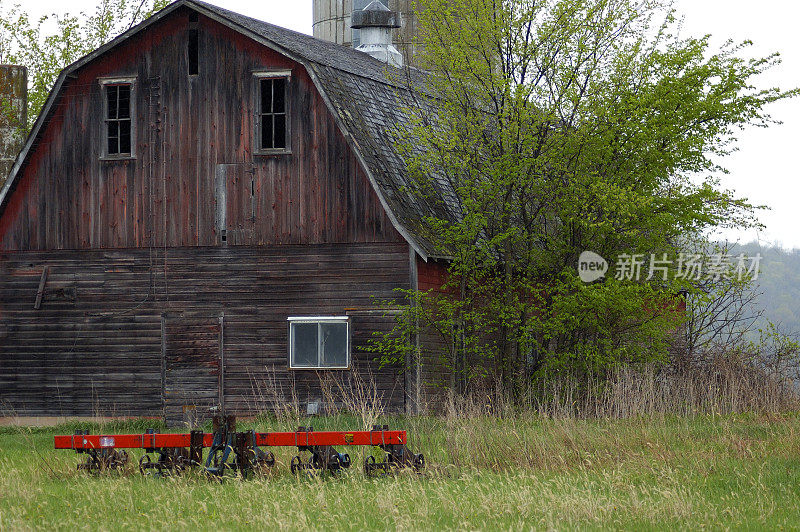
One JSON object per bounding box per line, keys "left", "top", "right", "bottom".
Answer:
{"left": 376, "top": 0, "right": 797, "bottom": 394}
{"left": 0, "top": 0, "right": 169, "bottom": 131}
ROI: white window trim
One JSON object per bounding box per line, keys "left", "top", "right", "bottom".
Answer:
{"left": 288, "top": 316, "right": 350, "bottom": 370}
{"left": 253, "top": 69, "right": 292, "bottom": 155}
{"left": 253, "top": 70, "right": 293, "bottom": 79}
{"left": 99, "top": 76, "right": 137, "bottom": 161}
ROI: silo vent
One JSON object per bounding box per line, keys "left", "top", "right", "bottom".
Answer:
{"left": 350, "top": 1, "right": 403, "bottom": 67}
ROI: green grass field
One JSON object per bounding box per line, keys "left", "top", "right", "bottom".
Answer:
{"left": 1, "top": 413, "right": 800, "bottom": 530}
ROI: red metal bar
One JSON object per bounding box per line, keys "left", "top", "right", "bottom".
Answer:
{"left": 255, "top": 430, "right": 406, "bottom": 447}
{"left": 54, "top": 433, "right": 215, "bottom": 450}
{"left": 55, "top": 430, "right": 405, "bottom": 450}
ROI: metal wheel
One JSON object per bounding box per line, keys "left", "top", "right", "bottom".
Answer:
{"left": 117, "top": 450, "right": 130, "bottom": 470}
{"left": 290, "top": 455, "right": 302, "bottom": 475}
{"left": 329, "top": 453, "right": 342, "bottom": 475}
{"left": 364, "top": 454, "right": 376, "bottom": 476}
{"left": 263, "top": 450, "right": 275, "bottom": 468}
{"left": 139, "top": 453, "right": 157, "bottom": 476}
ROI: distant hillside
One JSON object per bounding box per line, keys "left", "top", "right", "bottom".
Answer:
{"left": 736, "top": 242, "right": 800, "bottom": 335}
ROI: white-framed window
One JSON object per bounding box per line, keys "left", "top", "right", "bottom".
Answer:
{"left": 288, "top": 317, "right": 350, "bottom": 369}
{"left": 253, "top": 70, "right": 291, "bottom": 154}
{"left": 99, "top": 77, "right": 136, "bottom": 159}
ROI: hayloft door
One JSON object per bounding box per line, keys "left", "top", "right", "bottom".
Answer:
{"left": 161, "top": 313, "right": 224, "bottom": 426}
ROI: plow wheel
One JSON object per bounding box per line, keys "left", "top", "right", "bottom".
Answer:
{"left": 364, "top": 448, "right": 425, "bottom": 477}
{"left": 292, "top": 447, "right": 351, "bottom": 476}
{"left": 328, "top": 452, "right": 350, "bottom": 475}
{"left": 139, "top": 449, "right": 191, "bottom": 477}
{"left": 364, "top": 455, "right": 376, "bottom": 476}
{"left": 234, "top": 448, "right": 275, "bottom": 479}
{"left": 252, "top": 449, "right": 276, "bottom": 475}
{"left": 79, "top": 449, "right": 129, "bottom": 473}
{"left": 290, "top": 455, "right": 303, "bottom": 475}
{"left": 364, "top": 454, "right": 388, "bottom": 477}
{"left": 138, "top": 454, "right": 155, "bottom": 476}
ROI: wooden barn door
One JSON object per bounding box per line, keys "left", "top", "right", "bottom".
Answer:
{"left": 161, "top": 313, "right": 224, "bottom": 426}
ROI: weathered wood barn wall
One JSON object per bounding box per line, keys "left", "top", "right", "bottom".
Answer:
{"left": 0, "top": 12, "right": 399, "bottom": 250}
{"left": 0, "top": 2, "right": 452, "bottom": 421}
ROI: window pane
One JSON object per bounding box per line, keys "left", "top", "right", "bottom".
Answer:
{"left": 321, "top": 322, "right": 348, "bottom": 367}
{"left": 119, "top": 121, "right": 131, "bottom": 154}
{"left": 274, "top": 115, "right": 286, "bottom": 149}
{"left": 292, "top": 323, "right": 318, "bottom": 367}
{"left": 261, "top": 115, "right": 274, "bottom": 149}
{"left": 108, "top": 121, "right": 119, "bottom": 154}
{"left": 118, "top": 86, "right": 130, "bottom": 119}
{"left": 273, "top": 78, "right": 285, "bottom": 113}
{"left": 107, "top": 86, "right": 118, "bottom": 119}
{"left": 261, "top": 79, "right": 273, "bottom": 113}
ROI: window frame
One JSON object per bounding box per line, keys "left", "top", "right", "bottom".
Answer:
{"left": 99, "top": 77, "right": 137, "bottom": 160}
{"left": 253, "top": 70, "right": 291, "bottom": 156}
{"left": 287, "top": 316, "right": 350, "bottom": 370}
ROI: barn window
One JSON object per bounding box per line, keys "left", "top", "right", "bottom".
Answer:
{"left": 254, "top": 71, "right": 290, "bottom": 153}
{"left": 100, "top": 78, "right": 136, "bottom": 159}
{"left": 288, "top": 317, "right": 349, "bottom": 369}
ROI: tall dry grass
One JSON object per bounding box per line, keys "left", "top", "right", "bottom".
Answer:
{"left": 247, "top": 351, "right": 800, "bottom": 426}
{"left": 525, "top": 357, "right": 800, "bottom": 419}
{"left": 247, "top": 366, "right": 394, "bottom": 431}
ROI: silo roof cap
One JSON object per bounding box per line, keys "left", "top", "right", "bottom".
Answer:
{"left": 351, "top": 0, "right": 401, "bottom": 29}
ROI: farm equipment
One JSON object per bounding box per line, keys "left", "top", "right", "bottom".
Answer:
{"left": 54, "top": 415, "right": 424, "bottom": 478}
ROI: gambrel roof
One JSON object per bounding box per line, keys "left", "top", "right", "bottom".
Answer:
{"left": 0, "top": 0, "right": 457, "bottom": 259}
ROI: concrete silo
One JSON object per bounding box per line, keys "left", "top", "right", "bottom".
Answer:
{"left": 312, "top": 0, "right": 421, "bottom": 65}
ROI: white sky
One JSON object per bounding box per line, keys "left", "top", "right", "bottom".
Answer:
{"left": 24, "top": 0, "right": 800, "bottom": 250}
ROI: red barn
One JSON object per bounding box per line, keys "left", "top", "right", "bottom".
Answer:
{"left": 0, "top": 0, "right": 454, "bottom": 423}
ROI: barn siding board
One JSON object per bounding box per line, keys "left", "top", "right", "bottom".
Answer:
{"left": 0, "top": 243, "right": 409, "bottom": 417}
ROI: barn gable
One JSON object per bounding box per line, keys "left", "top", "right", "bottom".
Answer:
{"left": 0, "top": 0, "right": 456, "bottom": 259}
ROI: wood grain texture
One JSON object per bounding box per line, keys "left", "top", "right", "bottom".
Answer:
{"left": 0, "top": 8, "right": 402, "bottom": 251}
{"left": 0, "top": 243, "right": 410, "bottom": 417}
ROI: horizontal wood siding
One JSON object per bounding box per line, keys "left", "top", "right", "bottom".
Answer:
{"left": 0, "top": 243, "right": 409, "bottom": 417}
{"left": 415, "top": 256, "right": 453, "bottom": 409}
{"left": 163, "top": 315, "right": 221, "bottom": 425}
{"left": 0, "top": 7, "right": 402, "bottom": 251}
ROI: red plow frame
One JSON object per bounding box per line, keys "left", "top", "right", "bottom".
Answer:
{"left": 54, "top": 416, "right": 424, "bottom": 477}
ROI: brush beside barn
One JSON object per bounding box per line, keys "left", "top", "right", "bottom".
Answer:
{"left": 0, "top": 0, "right": 457, "bottom": 423}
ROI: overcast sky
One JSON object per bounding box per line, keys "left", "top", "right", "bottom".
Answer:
{"left": 25, "top": 0, "right": 800, "bottom": 250}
